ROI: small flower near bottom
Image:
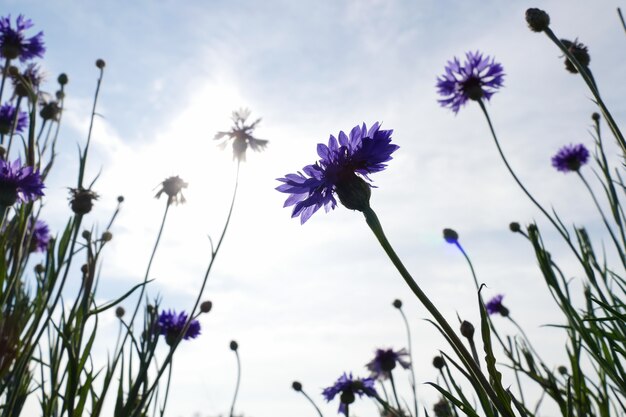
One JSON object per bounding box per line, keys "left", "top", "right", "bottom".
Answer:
{"left": 0, "top": 103, "right": 28, "bottom": 135}
{"left": 276, "top": 122, "right": 398, "bottom": 223}
{"left": 436, "top": 51, "right": 505, "bottom": 114}
{"left": 486, "top": 294, "right": 509, "bottom": 317}
{"left": 551, "top": 144, "right": 589, "bottom": 173}
{"left": 0, "top": 158, "right": 44, "bottom": 206}
{"left": 322, "top": 372, "right": 377, "bottom": 415}
{"left": 366, "top": 348, "right": 410, "bottom": 380}
{"left": 157, "top": 309, "right": 201, "bottom": 346}
{"left": 29, "top": 219, "right": 50, "bottom": 253}
{"left": 155, "top": 176, "right": 188, "bottom": 205}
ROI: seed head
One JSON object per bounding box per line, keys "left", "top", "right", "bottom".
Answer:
{"left": 200, "top": 300, "right": 213, "bottom": 313}
{"left": 525, "top": 8, "right": 550, "bottom": 32}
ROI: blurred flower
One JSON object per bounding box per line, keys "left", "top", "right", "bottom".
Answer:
{"left": 0, "top": 158, "right": 44, "bottom": 206}
{"left": 436, "top": 51, "right": 505, "bottom": 113}
{"left": 486, "top": 294, "right": 509, "bottom": 317}
{"left": 157, "top": 309, "right": 201, "bottom": 346}
{"left": 366, "top": 348, "right": 410, "bottom": 380}
{"left": 322, "top": 372, "right": 376, "bottom": 416}
{"left": 39, "top": 100, "right": 61, "bottom": 121}
{"left": 68, "top": 187, "right": 98, "bottom": 215}
{"left": 0, "top": 14, "right": 45, "bottom": 61}
{"left": 276, "top": 122, "right": 398, "bottom": 223}
{"left": 561, "top": 39, "right": 590, "bottom": 74}
{"left": 12, "top": 63, "right": 44, "bottom": 97}
{"left": 433, "top": 398, "right": 453, "bottom": 417}
{"left": 525, "top": 8, "right": 550, "bottom": 32}
{"left": 551, "top": 144, "right": 589, "bottom": 173}
{"left": 0, "top": 102, "right": 27, "bottom": 134}
{"left": 29, "top": 219, "right": 50, "bottom": 252}
{"left": 155, "top": 176, "right": 187, "bottom": 205}
{"left": 214, "top": 108, "right": 268, "bottom": 162}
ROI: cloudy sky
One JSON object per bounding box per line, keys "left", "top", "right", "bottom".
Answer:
{"left": 5, "top": 0, "right": 626, "bottom": 416}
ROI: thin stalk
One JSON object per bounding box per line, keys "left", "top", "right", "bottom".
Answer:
{"left": 78, "top": 66, "right": 104, "bottom": 188}
{"left": 397, "top": 306, "right": 418, "bottom": 417}
{"left": 389, "top": 371, "right": 402, "bottom": 411}
{"left": 0, "top": 58, "right": 10, "bottom": 104}
{"left": 158, "top": 361, "right": 174, "bottom": 417}
{"left": 229, "top": 348, "right": 242, "bottom": 417}
{"left": 298, "top": 388, "right": 324, "bottom": 417}
{"left": 363, "top": 206, "right": 514, "bottom": 417}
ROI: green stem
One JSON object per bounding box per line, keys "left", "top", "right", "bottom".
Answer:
{"left": 299, "top": 389, "right": 324, "bottom": 417}
{"left": 389, "top": 371, "right": 402, "bottom": 411}
{"left": 397, "top": 306, "right": 418, "bottom": 417}
{"left": 229, "top": 348, "right": 241, "bottom": 417}
{"left": 363, "top": 206, "right": 514, "bottom": 417}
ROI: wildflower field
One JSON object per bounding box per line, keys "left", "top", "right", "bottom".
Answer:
{"left": 0, "top": 2, "right": 625, "bottom": 417}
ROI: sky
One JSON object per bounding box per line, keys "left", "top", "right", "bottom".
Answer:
{"left": 4, "top": 0, "right": 626, "bottom": 416}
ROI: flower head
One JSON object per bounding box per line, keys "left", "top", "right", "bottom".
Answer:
{"left": 276, "top": 122, "right": 398, "bottom": 224}
{"left": 0, "top": 158, "right": 44, "bottom": 206}
{"left": 561, "top": 39, "right": 590, "bottom": 74}
{"left": 0, "top": 15, "right": 45, "bottom": 61}
{"left": 157, "top": 309, "right": 201, "bottom": 346}
{"left": 322, "top": 372, "right": 377, "bottom": 416}
{"left": 551, "top": 144, "right": 589, "bottom": 173}
{"left": 68, "top": 187, "right": 99, "bottom": 215}
{"left": 436, "top": 51, "right": 505, "bottom": 113}
{"left": 486, "top": 294, "right": 509, "bottom": 316}
{"left": 29, "top": 219, "right": 50, "bottom": 252}
{"left": 366, "top": 348, "right": 410, "bottom": 380}
{"left": 525, "top": 8, "right": 550, "bottom": 32}
{"left": 0, "top": 103, "right": 27, "bottom": 135}
{"left": 214, "top": 108, "right": 268, "bottom": 162}
{"left": 12, "top": 63, "right": 44, "bottom": 97}
{"left": 155, "top": 176, "right": 187, "bottom": 205}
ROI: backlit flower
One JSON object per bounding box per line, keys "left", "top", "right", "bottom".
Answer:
{"left": 561, "top": 39, "right": 590, "bottom": 74}
{"left": 0, "top": 103, "right": 27, "bottom": 135}
{"left": 486, "top": 294, "right": 509, "bottom": 316}
{"left": 366, "top": 348, "right": 410, "bottom": 380}
{"left": 436, "top": 51, "right": 505, "bottom": 113}
{"left": 276, "top": 122, "right": 398, "bottom": 223}
{"left": 0, "top": 14, "right": 45, "bottom": 61}
{"left": 322, "top": 372, "right": 376, "bottom": 416}
{"left": 155, "top": 176, "right": 187, "bottom": 205}
{"left": 0, "top": 158, "right": 44, "bottom": 206}
{"left": 214, "top": 108, "right": 268, "bottom": 162}
{"left": 551, "top": 144, "right": 589, "bottom": 173}
{"left": 68, "top": 187, "right": 98, "bottom": 215}
{"left": 157, "top": 309, "right": 201, "bottom": 346}
{"left": 29, "top": 219, "right": 50, "bottom": 252}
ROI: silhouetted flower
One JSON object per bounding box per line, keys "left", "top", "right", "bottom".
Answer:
{"left": 0, "top": 14, "right": 45, "bottom": 61}
{"left": 29, "top": 219, "right": 50, "bottom": 252}
{"left": 551, "top": 144, "right": 589, "bottom": 173}
{"left": 433, "top": 398, "right": 453, "bottom": 417}
{"left": 0, "top": 103, "right": 27, "bottom": 134}
{"left": 0, "top": 158, "right": 44, "bottom": 206}
{"left": 436, "top": 51, "right": 505, "bottom": 113}
{"left": 214, "top": 108, "right": 268, "bottom": 162}
{"left": 157, "top": 309, "right": 201, "bottom": 346}
{"left": 525, "top": 8, "right": 550, "bottom": 32}
{"left": 561, "top": 39, "right": 590, "bottom": 74}
{"left": 486, "top": 294, "right": 509, "bottom": 316}
{"left": 155, "top": 176, "right": 187, "bottom": 205}
{"left": 322, "top": 372, "right": 376, "bottom": 416}
{"left": 276, "top": 122, "right": 398, "bottom": 223}
{"left": 68, "top": 187, "right": 98, "bottom": 215}
{"left": 12, "top": 63, "right": 44, "bottom": 97}
{"left": 366, "top": 348, "right": 410, "bottom": 380}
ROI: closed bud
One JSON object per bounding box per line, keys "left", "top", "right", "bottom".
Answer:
{"left": 392, "top": 299, "right": 402, "bottom": 309}
{"left": 460, "top": 320, "right": 475, "bottom": 338}
{"left": 230, "top": 340, "right": 239, "bottom": 351}
{"left": 115, "top": 306, "right": 125, "bottom": 318}
{"left": 525, "top": 8, "right": 550, "bottom": 32}
{"left": 34, "top": 264, "right": 45, "bottom": 274}
{"left": 117, "top": 195, "right": 124, "bottom": 203}
{"left": 592, "top": 112, "right": 600, "bottom": 122}
{"left": 558, "top": 366, "right": 568, "bottom": 375}
{"left": 509, "top": 222, "right": 521, "bottom": 233}
{"left": 200, "top": 300, "right": 213, "bottom": 313}
{"left": 95, "top": 59, "right": 106, "bottom": 69}
{"left": 101, "top": 231, "right": 113, "bottom": 242}
{"left": 291, "top": 381, "right": 302, "bottom": 392}
{"left": 82, "top": 230, "right": 91, "bottom": 240}
{"left": 57, "top": 73, "right": 69, "bottom": 85}
{"left": 432, "top": 356, "right": 445, "bottom": 369}
{"left": 442, "top": 228, "right": 458, "bottom": 243}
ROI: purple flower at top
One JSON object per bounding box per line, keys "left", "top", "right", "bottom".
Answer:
{"left": 276, "top": 122, "right": 399, "bottom": 224}
{"left": 0, "top": 158, "right": 44, "bottom": 206}
{"left": 0, "top": 14, "right": 45, "bottom": 61}
{"left": 157, "top": 309, "right": 201, "bottom": 346}
{"left": 322, "top": 372, "right": 377, "bottom": 416}
{"left": 29, "top": 219, "right": 50, "bottom": 252}
{"left": 551, "top": 144, "right": 589, "bottom": 173}
{"left": 436, "top": 51, "right": 505, "bottom": 113}
{"left": 366, "top": 348, "right": 411, "bottom": 380}
{"left": 485, "top": 294, "right": 509, "bottom": 317}
{"left": 0, "top": 102, "right": 28, "bottom": 135}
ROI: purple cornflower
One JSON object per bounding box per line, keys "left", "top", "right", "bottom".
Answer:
{"left": 0, "top": 15, "right": 45, "bottom": 61}
{"left": 322, "top": 372, "right": 377, "bottom": 416}
{"left": 436, "top": 51, "right": 505, "bottom": 113}
{"left": 485, "top": 294, "right": 509, "bottom": 317}
{"left": 0, "top": 158, "right": 44, "bottom": 206}
{"left": 214, "top": 108, "right": 268, "bottom": 162}
{"left": 29, "top": 219, "right": 50, "bottom": 252}
{"left": 366, "top": 348, "right": 410, "bottom": 380}
{"left": 157, "top": 309, "right": 201, "bottom": 346}
{"left": 0, "top": 102, "right": 28, "bottom": 135}
{"left": 551, "top": 144, "right": 589, "bottom": 173}
{"left": 276, "top": 122, "right": 398, "bottom": 224}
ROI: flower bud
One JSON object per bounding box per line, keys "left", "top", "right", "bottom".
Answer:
{"left": 442, "top": 228, "right": 458, "bottom": 243}
{"left": 95, "top": 59, "right": 106, "bottom": 69}
{"left": 57, "top": 73, "right": 69, "bottom": 85}
{"left": 558, "top": 366, "right": 568, "bottom": 375}
{"left": 82, "top": 230, "right": 91, "bottom": 240}
{"left": 34, "top": 264, "right": 45, "bottom": 274}
{"left": 592, "top": 112, "right": 600, "bottom": 122}
{"left": 115, "top": 306, "right": 125, "bottom": 318}
{"left": 200, "top": 300, "right": 213, "bottom": 313}
{"left": 291, "top": 381, "right": 302, "bottom": 392}
{"left": 230, "top": 340, "right": 239, "bottom": 351}
{"left": 525, "top": 8, "right": 550, "bottom": 32}
{"left": 392, "top": 299, "right": 402, "bottom": 309}
{"left": 101, "top": 231, "right": 113, "bottom": 242}
{"left": 460, "top": 320, "right": 475, "bottom": 338}
{"left": 509, "top": 222, "right": 521, "bottom": 233}
{"left": 432, "top": 356, "right": 445, "bottom": 369}
{"left": 117, "top": 195, "right": 125, "bottom": 203}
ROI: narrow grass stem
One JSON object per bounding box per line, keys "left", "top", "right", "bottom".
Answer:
{"left": 363, "top": 206, "right": 514, "bottom": 417}
{"left": 229, "top": 348, "right": 242, "bottom": 417}
{"left": 389, "top": 371, "right": 402, "bottom": 411}
{"left": 397, "top": 307, "right": 419, "bottom": 417}
{"left": 298, "top": 389, "right": 324, "bottom": 417}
